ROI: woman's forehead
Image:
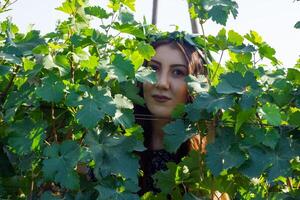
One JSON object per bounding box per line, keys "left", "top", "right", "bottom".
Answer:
{"left": 152, "top": 43, "right": 188, "bottom": 66}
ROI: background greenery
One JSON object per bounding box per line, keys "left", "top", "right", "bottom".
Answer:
{"left": 0, "top": 0, "right": 299, "bottom": 199}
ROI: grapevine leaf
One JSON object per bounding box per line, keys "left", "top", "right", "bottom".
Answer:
{"left": 185, "top": 75, "right": 209, "bottom": 94}
{"left": 136, "top": 41, "right": 155, "bottom": 61}
{"left": 119, "top": 10, "right": 135, "bottom": 24}
{"left": 84, "top": 6, "right": 110, "bottom": 19}
{"left": 42, "top": 140, "right": 80, "bottom": 190}
{"left": 0, "top": 52, "right": 22, "bottom": 65}
{"left": 110, "top": 54, "right": 135, "bottom": 82}
{"left": 240, "top": 92, "right": 256, "bottom": 109}
{"left": 8, "top": 118, "right": 46, "bottom": 155}
{"left": 43, "top": 55, "right": 68, "bottom": 76}
{"left": 153, "top": 162, "right": 178, "bottom": 194}
{"left": 241, "top": 147, "right": 272, "bottom": 178}
{"left": 76, "top": 99, "right": 105, "bottom": 128}
{"left": 267, "top": 137, "right": 296, "bottom": 181}
{"left": 242, "top": 127, "right": 280, "bottom": 150}
{"left": 235, "top": 109, "right": 255, "bottom": 133}
{"left": 287, "top": 68, "right": 300, "bottom": 84}
{"left": 206, "top": 130, "right": 246, "bottom": 176}
{"left": 294, "top": 21, "right": 300, "bottom": 29}
{"left": 288, "top": 111, "right": 300, "bottom": 126}
{"left": 244, "top": 30, "right": 263, "bottom": 45}
{"left": 207, "top": 95, "right": 234, "bottom": 113}
{"left": 22, "top": 58, "right": 35, "bottom": 71}
{"left": 261, "top": 103, "right": 281, "bottom": 126}
{"left": 56, "top": 0, "right": 76, "bottom": 14}
{"left": 114, "top": 94, "right": 133, "bottom": 109}
{"left": 80, "top": 55, "right": 99, "bottom": 74}
{"left": 163, "top": 119, "right": 197, "bottom": 153}
{"left": 216, "top": 72, "right": 246, "bottom": 94}
{"left": 208, "top": 5, "right": 228, "bottom": 25}
{"left": 120, "top": 81, "right": 144, "bottom": 106}
{"left": 113, "top": 23, "right": 145, "bottom": 39}
{"left": 36, "top": 74, "right": 65, "bottom": 103}
{"left": 135, "top": 66, "right": 157, "bottom": 84}
{"left": 0, "top": 65, "right": 11, "bottom": 75}
{"left": 85, "top": 129, "right": 139, "bottom": 182}
{"left": 258, "top": 43, "right": 277, "bottom": 63}
{"left": 113, "top": 109, "right": 134, "bottom": 128}
{"left": 228, "top": 30, "right": 243, "bottom": 46}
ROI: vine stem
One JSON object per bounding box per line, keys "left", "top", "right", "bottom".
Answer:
{"left": 0, "top": 65, "right": 20, "bottom": 104}
{"left": 51, "top": 103, "right": 58, "bottom": 142}
{"left": 29, "top": 169, "right": 34, "bottom": 200}
{"left": 211, "top": 50, "right": 224, "bottom": 82}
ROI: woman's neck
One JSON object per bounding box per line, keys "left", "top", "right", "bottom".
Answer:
{"left": 150, "top": 118, "right": 170, "bottom": 150}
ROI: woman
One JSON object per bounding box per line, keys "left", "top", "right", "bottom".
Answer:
{"left": 135, "top": 34, "right": 223, "bottom": 198}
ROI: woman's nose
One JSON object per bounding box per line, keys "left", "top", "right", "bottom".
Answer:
{"left": 156, "top": 71, "right": 170, "bottom": 90}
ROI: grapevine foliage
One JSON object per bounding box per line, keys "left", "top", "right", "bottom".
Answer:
{"left": 0, "top": 0, "right": 300, "bottom": 199}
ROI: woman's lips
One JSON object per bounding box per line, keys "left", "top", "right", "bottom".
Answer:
{"left": 152, "top": 94, "right": 171, "bottom": 102}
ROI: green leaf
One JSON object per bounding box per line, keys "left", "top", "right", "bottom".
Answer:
{"left": 185, "top": 75, "right": 209, "bottom": 94}
{"left": 110, "top": 54, "right": 135, "bottom": 82}
{"left": 267, "top": 137, "right": 296, "bottom": 181}
{"left": 258, "top": 43, "right": 277, "bottom": 63}
{"left": 43, "top": 55, "right": 68, "bottom": 76}
{"left": 242, "top": 127, "right": 280, "bottom": 150}
{"left": 84, "top": 6, "right": 110, "bottom": 19}
{"left": 245, "top": 30, "right": 263, "bottom": 45}
{"left": 8, "top": 118, "right": 46, "bottom": 155}
{"left": 36, "top": 74, "right": 65, "bottom": 103}
{"left": 287, "top": 68, "right": 300, "bottom": 84}
{"left": 113, "top": 23, "right": 146, "bottom": 39}
{"left": 120, "top": 81, "right": 144, "bottom": 106}
{"left": 163, "top": 119, "right": 197, "bottom": 153}
{"left": 208, "top": 5, "right": 228, "bottom": 25}
{"left": 114, "top": 94, "right": 133, "bottom": 109}
{"left": 288, "top": 111, "right": 300, "bottom": 126}
{"left": 113, "top": 109, "right": 135, "bottom": 129}
{"left": 294, "top": 21, "right": 300, "bottom": 29}
{"left": 228, "top": 30, "right": 243, "bottom": 46}
{"left": 216, "top": 72, "right": 246, "bottom": 94}
{"left": 0, "top": 65, "right": 11, "bottom": 75}
{"left": 76, "top": 99, "right": 105, "bottom": 128}
{"left": 0, "top": 52, "right": 22, "bottom": 65}
{"left": 136, "top": 41, "right": 155, "bottom": 61}
{"left": 32, "top": 44, "right": 49, "bottom": 54}
{"left": 85, "top": 129, "right": 139, "bottom": 182}
{"left": 135, "top": 66, "right": 157, "bottom": 84}
{"left": 119, "top": 10, "right": 135, "bottom": 24}
{"left": 22, "top": 58, "right": 35, "bottom": 71}
{"left": 80, "top": 55, "right": 98, "bottom": 74}
{"left": 261, "top": 103, "right": 281, "bottom": 126}
{"left": 235, "top": 109, "right": 255, "bottom": 133}
{"left": 56, "top": 0, "right": 76, "bottom": 15}
{"left": 76, "top": 87, "right": 116, "bottom": 128}
{"left": 121, "top": 0, "right": 136, "bottom": 11}
{"left": 262, "top": 129, "right": 280, "bottom": 149}
{"left": 42, "top": 140, "right": 80, "bottom": 190}
{"left": 241, "top": 147, "right": 272, "bottom": 178}
{"left": 206, "top": 130, "right": 246, "bottom": 176}
{"left": 153, "top": 162, "right": 178, "bottom": 194}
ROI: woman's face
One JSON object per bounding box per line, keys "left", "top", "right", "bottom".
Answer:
{"left": 143, "top": 43, "right": 189, "bottom": 118}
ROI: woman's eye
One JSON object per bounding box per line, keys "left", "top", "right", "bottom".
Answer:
{"left": 149, "top": 64, "right": 159, "bottom": 71}
{"left": 173, "top": 69, "right": 186, "bottom": 77}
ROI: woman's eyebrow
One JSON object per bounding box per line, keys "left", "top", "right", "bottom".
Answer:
{"left": 149, "top": 59, "right": 161, "bottom": 65}
{"left": 170, "top": 64, "right": 187, "bottom": 68}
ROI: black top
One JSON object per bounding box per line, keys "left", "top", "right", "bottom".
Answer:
{"left": 140, "top": 149, "right": 177, "bottom": 194}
